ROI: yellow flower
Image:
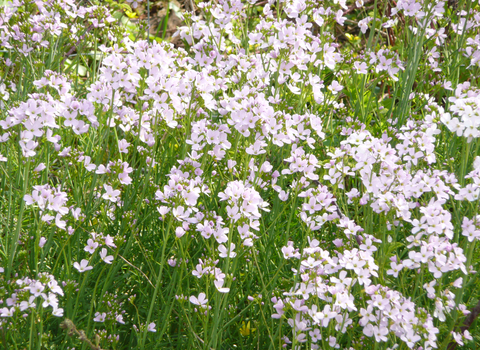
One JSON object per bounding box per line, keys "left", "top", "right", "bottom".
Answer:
{"left": 124, "top": 9, "right": 138, "bottom": 19}
{"left": 239, "top": 321, "right": 256, "bottom": 336}
{"left": 345, "top": 33, "right": 360, "bottom": 43}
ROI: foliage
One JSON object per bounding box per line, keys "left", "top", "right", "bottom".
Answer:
{"left": 0, "top": 0, "right": 480, "bottom": 349}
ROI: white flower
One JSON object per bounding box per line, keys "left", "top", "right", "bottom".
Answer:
{"left": 28, "top": 281, "right": 45, "bottom": 297}
{"left": 214, "top": 279, "right": 230, "bottom": 293}
{"left": 328, "top": 80, "right": 343, "bottom": 94}
{"left": 99, "top": 248, "right": 114, "bottom": 264}
{"left": 0, "top": 307, "right": 14, "bottom": 317}
{"left": 84, "top": 239, "right": 99, "bottom": 254}
{"left": 102, "top": 184, "right": 121, "bottom": 203}
{"left": 73, "top": 259, "right": 93, "bottom": 273}
{"left": 354, "top": 61, "right": 368, "bottom": 74}
{"left": 20, "top": 296, "right": 36, "bottom": 311}
{"left": 52, "top": 307, "right": 64, "bottom": 317}
{"left": 147, "top": 322, "right": 156, "bottom": 332}
{"left": 287, "top": 83, "right": 301, "bottom": 95}
{"left": 452, "top": 277, "right": 463, "bottom": 288}
{"left": 190, "top": 292, "right": 208, "bottom": 306}
{"left": 42, "top": 292, "right": 59, "bottom": 309}
{"left": 34, "top": 163, "right": 46, "bottom": 172}
{"left": 118, "top": 139, "right": 130, "bottom": 153}
{"left": 94, "top": 312, "right": 106, "bottom": 322}
{"left": 116, "top": 315, "right": 125, "bottom": 324}
{"left": 218, "top": 243, "right": 236, "bottom": 258}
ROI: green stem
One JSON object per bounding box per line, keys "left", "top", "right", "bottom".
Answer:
{"left": 140, "top": 216, "right": 173, "bottom": 348}
{"left": 7, "top": 159, "right": 30, "bottom": 280}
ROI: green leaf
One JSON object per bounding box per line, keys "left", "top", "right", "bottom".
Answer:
{"left": 65, "top": 59, "right": 87, "bottom": 76}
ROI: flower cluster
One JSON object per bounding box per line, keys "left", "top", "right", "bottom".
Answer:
{"left": 442, "top": 82, "right": 480, "bottom": 142}
{"left": 1, "top": 0, "right": 480, "bottom": 348}
{"left": 93, "top": 292, "right": 126, "bottom": 325}
{"left": 0, "top": 273, "right": 64, "bottom": 318}
{"left": 23, "top": 184, "right": 77, "bottom": 232}
{"left": 0, "top": 0, "right": 118, "bottom": 58}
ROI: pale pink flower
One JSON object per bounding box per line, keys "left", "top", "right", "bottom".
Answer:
{"left": 94, "top": 312, "right": 106, "bottom": 322}
{"left": 84, "top": 239, "right": 98, "bottom": 254}
{"left": 102, "top": 184, "right": 120, "bottom": 203}
{"left": 99, "top": 248, "right": 114, "bottom": 264}
{"left": 73, "top": 259, "right": 93, "bottom": 273}
{"left": 218, "top": 243, "right": 236, "bottom": 258}
{"left": 147, "top": 322, "right": 156, "bottom": 332}
{"left": 190, "top": 292, "right": 208, "bottom": 306}
{"left": 118, "top": 139, "right": 130, "bottom": 153}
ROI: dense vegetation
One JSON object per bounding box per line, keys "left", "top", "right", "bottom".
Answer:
{"left": 1, "top": 0, "right": 480, "bottom": 349}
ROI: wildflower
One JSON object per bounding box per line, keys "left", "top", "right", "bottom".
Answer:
{"left": 42, "top": 292, "right": 59, "bottom": 309}
{"left": 358, "top": 17, "right": 372, "bottom": 33}
{"left": 423, "top": 280, "right": 436, "bottom": 298}
{"left": 309, "top": 328, "right": 321, "bottom": 342}
{"left": 104, "top": 234, "right": 117, "bottom": 248}
{"left": 190, "top": 293, "right": 208, "bottom": 306}
{"left": 20, "top": 296, "right": 36, "bottom": 311}
{"left": 192, "top": 261, "right": 206, "bottom": 278}
{"left": 354, "top": 61, "right": 368, "bottom": 74}
{"left": 0, "top": 307, "right": 14, "bottom": 317}
{"left": 239, "top": 321, "right": 256, "bottom": 336}
{"left": 33, "top": 163, "right": 46, "bottom": 172}
{"left": 102, "top": 184, "right": 121, "bottom": 203}
{"left": 84, "top": 239, "right": 99, "bottom": 254}
{"left": 99, "top": 248, "right": 114, "bottom": 264}
{"left": 359, "top": 238, "right": 377, "bottom": 253}
{"left": 329, "top": 336, "right": 340, "bottom": 348}
{"left": 82, "top": 156, "right": 96, "bottom": 172}
{"left": 52, "top": 307, "right": 64, "bottom": 317}
{"left": 387, "top": 262, "right": 403, "bottom": 278}
{"left": 372, "top": 325, "right": 388, "bottom": 342}
{"left": 452, "top": 277, "right": 463, "bottom": 288}
{"left": 73, "top": 259, "right": 93, "bottom": 273}
{"left": 28, "top": 281, "right": 45, "bottom": 297}
{"left": 218, "top": 243, "right": 236, "bottom": 258}
{"left": 214, "top": 278, "right": 230, "bottom": 293}
{"left": 147, "top": 322, "right": 156, "bottom": 332}
{"left": 278, "top": 190, "right": 289, "bottom": 201}
{"left": 94, "top": 312, "right": 106, "bottom": 322}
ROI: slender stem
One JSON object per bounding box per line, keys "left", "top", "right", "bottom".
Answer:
{"left": 7, "top": 159, "right": 30, "bottom": 280}
{"left": 141, "top": 216, "right": 173, "bottom": 348}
